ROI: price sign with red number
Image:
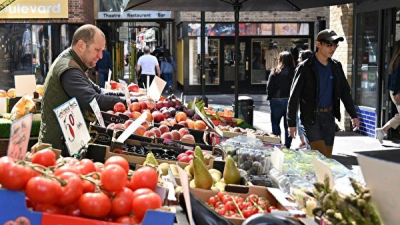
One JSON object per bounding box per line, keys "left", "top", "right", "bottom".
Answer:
{"left": 54, "top": 98, "right": 90, "bottom": 155}
{"left": 7, "top": 113, "right": 32, "bottom": 160}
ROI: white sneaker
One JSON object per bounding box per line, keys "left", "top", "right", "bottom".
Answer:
{"left": 375, "top": 128, "right": 386, "bottom": 144}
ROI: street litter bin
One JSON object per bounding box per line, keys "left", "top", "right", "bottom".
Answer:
{"left": 233, "top": 96, "right": 254, "bottom": 125}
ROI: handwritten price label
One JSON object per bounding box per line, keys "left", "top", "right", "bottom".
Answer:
{"left": 7, "top": 114, "right": 33, "bottom": 160}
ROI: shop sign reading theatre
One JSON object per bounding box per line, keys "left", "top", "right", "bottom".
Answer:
{"left": 0, "top": 0, "right": 68, "bottom": 19}
{"left": 98, "top": 11, "right": 171, "bottom": 20}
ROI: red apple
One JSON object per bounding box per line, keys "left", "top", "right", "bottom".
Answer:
{"left": 152, "top": 111, "right": 165, "bottom": 123}
{"left": 159, "top": 125, "right": 170, "bottom": 134}
{"left": 129, "top": 102, "right": 141, "bottom": 112}
{"left": 162, "top": 101, "right": 171, "bottom": 108}
{"left": 113, "top": 102, "right": 126, "bottom": 113}
{"left": 110, "top": 81, "right": 118, "bottom": 90}
{"left": 161, "top": 132, "right": 173, "bottom": 140}
{"left": 128, "top": 83, "right": 139, "bottom": 92}
{"left": 171, "top": 130, "right": 181, "bottom": 140}
{"left": 155, "top": 101, "right": 164, "bottom": 110}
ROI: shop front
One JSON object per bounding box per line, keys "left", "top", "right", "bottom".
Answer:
{"left": 177, "top": 22, "right": 314, "bottom": 94}
{"left": 0, "top": 0, "right": 93, "bottom": 91}
{"left": 353, "top": 1, "right": 400, "bottom": 140}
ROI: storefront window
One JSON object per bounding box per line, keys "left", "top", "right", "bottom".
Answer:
{"left": 99, "top": 0, "right": 129, "bottom": 12}
{"left": 251, "top": 38, "right": 310, "bottom": 84}
{"left": 356, "top": 11, "right": 379, "bottom": 108}
{"left": 188, "top": 38, "right": 219, "bottom": 85}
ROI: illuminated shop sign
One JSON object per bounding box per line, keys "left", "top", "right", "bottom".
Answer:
{"left": 98, "top": 11, "right": 171, "bottom": 20}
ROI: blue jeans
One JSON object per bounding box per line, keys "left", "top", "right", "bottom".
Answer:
{"left": 270, "top": 98, "right": 292, "bottom": 148}
{"left": 98, "top": 71, "right": 108, "bottom": 88}
{"left": 162, "top": 72, "right": 172, "bottom": 91}
{"left": 296, "top": 111, "right": 304, "bottom": 137}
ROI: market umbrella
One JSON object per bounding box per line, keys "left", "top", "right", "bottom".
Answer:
{"left": 125, "top": 0, "right": 367, "bottom": 117}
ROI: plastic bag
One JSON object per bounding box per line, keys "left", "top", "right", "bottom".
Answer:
{"left": 10, "top": 95, "right": 35, "bottom": 120}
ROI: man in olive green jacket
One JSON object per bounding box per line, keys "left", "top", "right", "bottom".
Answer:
{"left": 39, "top": 24, "right": 130, "bottom": 151}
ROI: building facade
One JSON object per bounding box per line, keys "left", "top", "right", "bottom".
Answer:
{"left": 0, "top": 0, "right": 94, "bottom": 90}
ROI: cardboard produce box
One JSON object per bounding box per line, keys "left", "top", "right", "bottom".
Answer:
{"left": 190, "top": 185, "right": 305, "bottom": 225}
{"left": 29, "top": 142, "right": 61, "bottom": 160}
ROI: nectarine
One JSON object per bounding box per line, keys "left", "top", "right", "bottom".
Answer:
{"left": 161, "top": 132, "right": 173, "bottom": 140}
{"left": 129, "top": 102, "right": 141, "bottom": 112}
{"left": 134, "top": 125, "right": 146, "bottom": 136}
{"left": 143, "top": 131, "right": 156, "bottom": 138}
{"left": 171, "top": 130, "right": 181, "bottom": 140}
{"left": 194, "top": 120, "right": 207, "bottom": 130}
{"left": 159, "top": 125, "right": 170, "bottom": 134}
{"left": 179, "top": 128, "right": 190, "bottom": 137}
{"left": 175, "top": 112, "right": 187, "bottom": 123}
{"left": 151, "top": 128, "right": 161, "bottom": 137}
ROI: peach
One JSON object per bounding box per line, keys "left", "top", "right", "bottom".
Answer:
{"left": 178, "top": 121, "right": 188, "bottom": 128}
{"left": 146, "top": 101, "right": 155, "bottom": 111}
{"left": 114, "top": 123, "right": 126, "bottom": 130}
{"left": 160, "top": 120, "right": 170, "bottom": 126}
{"left": 151, "top": 128, "right": 161, "bottom": 137}
{"left": 129, "top": 102, "right": 141, "bottom": 112}
{"left": 194, "top": 120, "right": 207, "bottom": 130}
{"left": 107, "top": 123, "right": 116, "bottom": 130}
{"left": 123, "top": 111, "right": 134, "bottom": 119}
{"left": 167, "top": 118, "right": 177, "bottom": 126}
{"left": 175, "top": 112, "right": 187, "bottom": 123}
{"left": 141, "top": 121, "right": 150, "bottom": 130}
{"left": 171, "top": 130, "right": 181, "bottom": 140}
{"left": 181, "top": 134, "right": 195, "bottom": 141}
{"left": 106, "top": 110, "right": 114, "bottom": 114}
{"left": 152, "top": 111, "right": 165, "bottom": 123}
{"left": 179, "top": 128, "right": 190, "bottom": 137}
{"left": 159, "top": 124, "right": 170, "bottom": 134}
{"left": 132, "top": 111, "right": 142, "bottom": 120}
{"left": 142, "top": 111, "right": 153, "bottom": 122}
{"left": 143, "top": 131, "right": 156, "bottom": 138}
{"left": 161, "top": 132, "right": 173, "bottom": 140}
{"left": 139, "top": 101, "right": 148, "bottom": 111}
{"left": 124, "top": 120, "right": 133, "bottom": 128}
{"left": 134, "top": 125, "right": 146, "bottom": 136}
{"left": 186, "top": 119, "right": 195, "bottom": 129}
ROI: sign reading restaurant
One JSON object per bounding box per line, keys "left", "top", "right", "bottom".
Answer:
{"left": 0, "top": 0, "right": 68, "bottom": 19}
{"left": 98, "top": 11, "right": 172, "bottom": 20}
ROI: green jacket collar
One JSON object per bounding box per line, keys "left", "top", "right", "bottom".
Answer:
{"left": 69, "top": 48, "right": 88, "bottom": 72}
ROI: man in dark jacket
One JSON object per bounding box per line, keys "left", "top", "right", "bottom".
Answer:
{"left": 287, "top": 29, "right": 360, "bottom": 158}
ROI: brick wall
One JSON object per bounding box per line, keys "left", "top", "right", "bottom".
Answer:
{"left": 329, "top": 4, "right": 354, "bottom": 131}
{"left": 0, "top": 0, "right": 94, "bottom": 24}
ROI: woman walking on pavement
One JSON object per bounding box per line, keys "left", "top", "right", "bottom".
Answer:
{"left": 376, "top": 40, "right": 400, "bottom": 144}
{"left": 160, "top": 49, "right": 177, "bottom": 94}
{"left": 267, "top": 51, "right": 296, "bottom": 148}
{"left": 295, "top": 50, "right": 313, "bottom": 149}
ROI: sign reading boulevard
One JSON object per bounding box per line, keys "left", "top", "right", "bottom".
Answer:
{"left": 54, "top": 98, "right": 90, "bottom": 156}
{"left": 0, "top": 0, "right": 68, "bottom": 19}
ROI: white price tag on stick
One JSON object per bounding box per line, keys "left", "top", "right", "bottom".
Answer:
{"left": 312, "top": 159, "right": 334, "bottom": 189}
{"left": 7, "top": 114, "right": 32, "bottom": 160}
{"left": 119, "top": 79, "right": 131, "bottom": 107}
{"left": 116, "top": 113, "right": 147, "bottom": 143}
{"left": 89, "top": 98, "right": 105, "bottom": 127}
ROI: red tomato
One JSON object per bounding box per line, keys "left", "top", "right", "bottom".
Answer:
{"left": 34, "top": 203, "right": 66, "bottom": 214}
{"left": 79, "top": 192, "right": 111, "bottom": 218}
{"left": 0, "top": 157, "right": 33, "bottom": 191}
{"left": 177, "top": 153, "right": 188, "bottom": 161}
{"left": 131, "top": 192, "right": 162, "bottom": 219}
{"left": 31, "top": 149, "right": 56, "bottom": 167}
{"left": 247, "top": 194, "right": 259, "bottom": 203}
{"left": 111, "top": 187, "right": 134, "bottom": 217}
{"left": 215, "top": 206, "right": 226, "bottom": 215}
{"left": 57, "top": 157, "right": 80, "bottom": 166}
{"left": 81, "top": 178, "right": 96, "bottom": 193}
{"left": 54, "top": 164, "right": 80, "bottom": 176}
{"left": 101, "top": 164, "right": 127, "bottom": 192}
{"left": 105, "top": 156, "right": 130, "bottom": 174}
{"left": 224, "top": 200, "right": 236, "bottom": 211}
{"left": 178, "top": 155, "right": 191, "bottom": 163}
{"left": 185, "top": 150, "right": 195, "bottom": 155}
{"left": 243, "top": 207, "right": 256, "bottom": 218}
{"left": 78, "top": 159, "right": 96, "bottom": 175}
{"left": 129, "top": 166, "right": 158, "bottom": 191}
{"left": 26, "top": 177, "right": 62, "bottom": 204}
{"left": 57, "top": 172, "right": 84, "bottom": 206}
{"left": 115, "top": 215, "right": 142, "bottom": 224}
{"left": 217, "top": 192, "right": 227, "bottom": 201}
{"left": 65, "top": 203, "right": 81, "bottom": 217}
{"left": 207, "top": 196, "right": 218, "bottom": 206}
{"left": 132, "top": 188, "right": 154, "bottom": 200}
{"left": 268, "top": 205, "right": 277, "bottom": 212}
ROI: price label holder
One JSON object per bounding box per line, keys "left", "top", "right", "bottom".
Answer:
{"left": 119, "top": 79, "right": 131, "bottom": 107}
{"left": 178, "top": 166, "right": 194, "bottom": 225}
{"left": 271, "top": 146, "right": 284, "bottom": 173}
{"left": 147, "top": 76, "right": 166, "bottom": 101}
{"left": 54, "top": 98, "right": 91, "bottom": 156}
{"left": 7, "top": 113, "right": 32, "bottom": 160}
{"left": 116, "top": 113, "right": 147, "bottom": 143}
{"left": 89, "top": 98, "right": 105, "bottom": 127}
{"left": 312, "top": 159, "right": 334, "bottom": 189}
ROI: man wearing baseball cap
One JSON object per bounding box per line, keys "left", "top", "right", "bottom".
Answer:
{"left": 287, "top": 29, "right": 360, "bottom": 158}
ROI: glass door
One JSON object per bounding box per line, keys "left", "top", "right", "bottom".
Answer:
{"left": 220, "top": 40, "right": 249, "bottom": 93}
